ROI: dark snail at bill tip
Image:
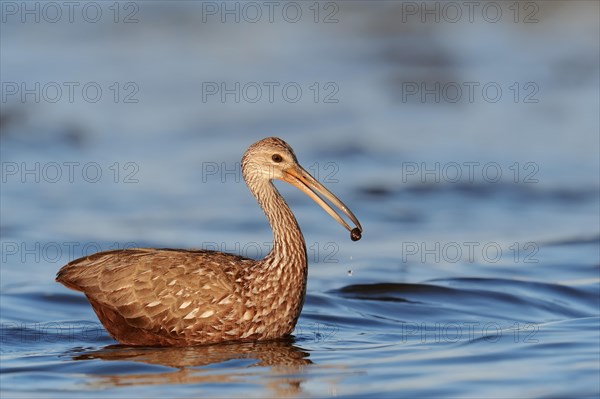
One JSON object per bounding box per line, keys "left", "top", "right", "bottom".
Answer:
{"left": 351, "top": 228, "right": 362, "bottom": 241}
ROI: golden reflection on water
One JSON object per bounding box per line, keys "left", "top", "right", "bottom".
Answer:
{"left": 71, "top": 339, "right": 313, "bottom": 397}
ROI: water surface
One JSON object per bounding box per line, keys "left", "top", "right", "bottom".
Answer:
{"left": 1, "top": 2, "right": 599, "bottom": 398}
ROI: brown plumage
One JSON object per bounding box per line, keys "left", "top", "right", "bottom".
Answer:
{"left": 56, "top": 137, "right": 362, "bottom": 346}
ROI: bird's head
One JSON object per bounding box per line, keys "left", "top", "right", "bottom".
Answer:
{"left": 242, "top": 137, "right": 362, "bottom": 241}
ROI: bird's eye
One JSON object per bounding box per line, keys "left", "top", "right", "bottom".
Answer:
{"left": 272, "top": 154, "right": 283, "bottom": 163}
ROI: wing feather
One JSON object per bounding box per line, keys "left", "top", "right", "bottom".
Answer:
{"left": 57, "top": 248, "right": 253, "bottom": 341}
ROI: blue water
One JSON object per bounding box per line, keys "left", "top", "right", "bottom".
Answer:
{"left": 1, "top": 2, "right": 599, "bottom": 398}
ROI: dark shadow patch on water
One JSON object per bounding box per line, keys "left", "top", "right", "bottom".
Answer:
{"left": 0, "top": 223, "right": 22, "bottom": 238}
{"left": 335, "top": 282, "right": 456, "bottom": 298}
{"left": 331, "top": 279, "right": 598, "bottom": 322}
{"left": 341, "top": 295, "right": 419, "bottom": 304}
{"left": 358, "top": 181, "right": 600, "bottom": 205}
{"left": 0, "top": 106, "right": 26, "bottom": 132}
{"left": 428, "top": 277, "right": 599, "bottom": 307}
{"left": 540, "top": 234, "right": 600, "bottom": 247}
{"left": 0, "top": 120, "right": 88, "bottom": 149}
{"left": 358, "top": 185, "right": 395, "bottom": 198}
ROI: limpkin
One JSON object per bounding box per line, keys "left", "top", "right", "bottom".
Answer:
{"left": 56, "top": 137, "right": 362, "bottom": 346}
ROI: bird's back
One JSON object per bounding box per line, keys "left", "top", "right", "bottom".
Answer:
{"left": 56, "top": 248, "right": 255, "bottom": 346}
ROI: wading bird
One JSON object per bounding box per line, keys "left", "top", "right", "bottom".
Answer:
{"left": 57, "top": 137, "right": 362, "bottom": 346}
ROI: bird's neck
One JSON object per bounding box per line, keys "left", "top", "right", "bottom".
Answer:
{"left": 239, "top": 178, "right": 308, "bottom": 335}
{"left": 253, "top": 180, "right": 307, "bottom": 270}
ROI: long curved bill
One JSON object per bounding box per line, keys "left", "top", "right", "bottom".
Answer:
{"left": 282, "top": 165, "right": 362, "bottom": 240}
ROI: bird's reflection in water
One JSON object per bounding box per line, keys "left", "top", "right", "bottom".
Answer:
{"left": 70, "top": 338, "right": 312, "bottom": 397}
